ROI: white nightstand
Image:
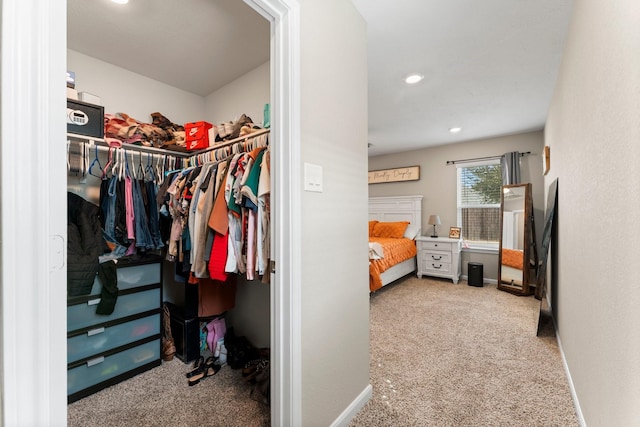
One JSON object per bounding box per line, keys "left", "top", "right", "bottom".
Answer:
{"left": 415, "top": 236, "right": 462, "bottom": 284}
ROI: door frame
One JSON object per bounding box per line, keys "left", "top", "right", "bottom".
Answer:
{"left": 244, "top": 0, "right": 302, "bottom": 425}
{"left": 0, "top": 0, "right": 301, "bottom": 425}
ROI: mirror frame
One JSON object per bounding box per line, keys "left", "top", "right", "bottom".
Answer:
{"left": 498, "top": 183, "right": 536, "bottom": 296}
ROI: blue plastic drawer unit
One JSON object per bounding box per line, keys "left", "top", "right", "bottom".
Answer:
{"left": 67, "top": 313, "right": 161, "bottom": 364}
{"left": 67, "top": 255, "right": 162, "bottom": 403}
{"left": 83, "top": 262, "right": 162, "bottom": 296}
{"left": 67, "top": 288, "right": 160, "bottom": 332}
{"left": 67, "top": 340, "right": 160, "bottom": 396}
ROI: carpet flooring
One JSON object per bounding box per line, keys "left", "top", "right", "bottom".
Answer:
{"left": 349, "top": 276, "right": 579, "bottom": 426}
{"left": 68, "top": 276, "right": 578, "bottom": 426}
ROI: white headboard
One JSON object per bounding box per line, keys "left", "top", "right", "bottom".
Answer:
{"left": 368, "top": 195, "right": 423, "bottom": 230}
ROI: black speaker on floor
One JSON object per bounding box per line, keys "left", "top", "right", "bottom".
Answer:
{"left": 468, "top": 262, "right": 484, "bottom": 287}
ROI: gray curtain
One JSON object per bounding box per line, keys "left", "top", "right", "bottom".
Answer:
{"left": 501, "top": 151, "right": 521, "bottom": 184}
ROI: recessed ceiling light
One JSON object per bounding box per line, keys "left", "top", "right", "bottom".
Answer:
{"left": 111, "top": 0, "right": 129, "bottom": 4}
{"left": 404, "top": 74, "right": 424, "bottom": 85}
{"left": 449, "top": 127, "right": 462, "bottom": 133}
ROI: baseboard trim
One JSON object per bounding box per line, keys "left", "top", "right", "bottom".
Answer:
{"left": 555, "top": 329, "right": 586, "bottom": 426}
{"left": 329, "top": 384, "right": 373, "bottom": 427}
{"left": 460, "top": 275, "right": 497, "bottom": 285}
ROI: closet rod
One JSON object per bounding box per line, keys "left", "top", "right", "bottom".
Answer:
{"left": 75, "top": 141, "right": 180, "bottom": 161}
{"left": 445, "top": 151, "right": 530, "bottom": 165}
{"left": 194, "top": 128, "right": 270, "bottom": 155}
{"left": 67, "top": 132, "right": 183, "bottom": 158}
{"left": 67, "top": 127, "right": 270, "bottom": 159}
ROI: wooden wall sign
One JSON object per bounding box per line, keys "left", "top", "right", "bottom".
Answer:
{"left": 368, "top": 166, "right": 420, "bottom": 184}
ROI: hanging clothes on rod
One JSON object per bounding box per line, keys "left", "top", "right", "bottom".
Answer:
{"left": 157, "top": 132, "right": 271, "bottom": 293}
{"left": 66, "top": 129, "right": 270, "bottom": 269}
{"left": 67, "top": 139, "right": 181, "bottom": 258}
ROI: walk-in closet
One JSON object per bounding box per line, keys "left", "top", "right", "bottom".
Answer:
{"left": 66, "top": 1, "right": 273, "bottom": 424}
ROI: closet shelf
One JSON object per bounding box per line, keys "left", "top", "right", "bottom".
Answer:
{"left": 67, "top": 128, "right": 270, "bottom": 159}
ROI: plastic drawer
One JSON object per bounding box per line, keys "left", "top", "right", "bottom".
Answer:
{"left": 67, "top": 313, "right": 160, "bottom": 363}
{"left": 86, "top": 263, "right": 161, "bottom": 295}
{"left": 67, "top": 339, "right": 160, "bottom": 396}
{"left": 68, "top": 288, "right": 160, "bottom": 332}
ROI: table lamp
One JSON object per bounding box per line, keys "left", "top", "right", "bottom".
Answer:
{"left": 428, "top": 215, "right": 441, "bottom": 238}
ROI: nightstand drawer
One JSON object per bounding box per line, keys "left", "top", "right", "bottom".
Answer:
{"left": 67, "top": 339, "right": 160, "bottom": 396}
{"left": 67, "top": 313, "right": 160, "bottom": 364}
{"left": 423, "top": 261, "right": 451, "bottom": 274}
{"left": 68, "top": 288, "right": 161, "bottom": 332}
{"left": 418, "top": 240, "right": 453, "bottom": 252}
{"left": 423, "top": 251, "right": 451, "bottom": 264}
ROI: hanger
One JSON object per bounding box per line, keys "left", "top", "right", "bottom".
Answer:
{"left": 101, "top": 147, "right": 115, "bottom": 180}
{"left": 156, "top": 155, "right": 165, "bottom": 184}
{"left": 88, "top": 144, "right": 104, "bottom": 178}
{"left": 136, "top": 151, "right": 145, "bottom": 180}
{"left": 145, "top": 153, "right": 156, "bottom": 182}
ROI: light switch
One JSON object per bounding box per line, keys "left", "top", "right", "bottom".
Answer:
{"left": 304, "top": 162, "right": 323, "bottom": 192}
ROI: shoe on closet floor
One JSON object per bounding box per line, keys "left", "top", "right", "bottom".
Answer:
{"left": 185, "top": 356, "right": 205, "bottom": 378}
{"left": 187, "top": 356, "right": 221, "bottom": 386}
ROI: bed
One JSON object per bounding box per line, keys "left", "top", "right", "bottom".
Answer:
{"left": 369, "top": 195, "right": 423, "bottom": 292}
{"left": 500, "top": 247, "right": 524, "bottom": 286}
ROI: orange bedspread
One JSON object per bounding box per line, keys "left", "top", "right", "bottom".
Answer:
{"left": 369, "top": 237, "right": 417, "bottom": 292}
{"left": 502, "top": 248, "right": 524, "bottom": 270}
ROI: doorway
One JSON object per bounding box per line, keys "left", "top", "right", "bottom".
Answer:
{"left": 0, "top": 0, "right": 301, "bottom": 426}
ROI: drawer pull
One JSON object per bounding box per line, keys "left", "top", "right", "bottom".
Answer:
{"left": 87, "top": 356, "right": 105, "bottom": 367}
{"left": 87, "top": 298, "right": 101, "bottom": 306}
{"left": 431, "top": 256, "right": 442, "bottom": 261}
{"left": 432, "top": 264, "right": 442, "bottom": 269}
{"left": 87, "top": 327, "right": 105, "bottom": 336}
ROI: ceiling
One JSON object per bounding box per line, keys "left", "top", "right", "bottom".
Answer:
{"left": 67, "top": 0, "right": 270, "bottom": 97}
{"left": 68, "top": 0, "right": 574, "bottom": 157}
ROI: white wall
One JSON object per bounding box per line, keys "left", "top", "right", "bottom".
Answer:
{"left": 545, "top": 1, "right": 640, "bottom": 425}
{"left": 204, "top": 61, "right": 270, "bottom": 128}
{"left": 68, "top": 50, "right": 205, "bottom": 125}
{"left": 299, "top": 0, "right": 370, "bottom": 425}
{"left": 369, "top": 131, "right": 545, "bottom": 280}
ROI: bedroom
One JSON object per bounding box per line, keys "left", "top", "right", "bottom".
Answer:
{"left": 368, "top": 130, "right": 545, "bottom": 288}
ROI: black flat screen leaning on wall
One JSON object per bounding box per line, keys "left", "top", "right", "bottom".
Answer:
{"left": 537, "top": 178, "right": 558, "bottom": 293}
{"left": 536, "top": 178, "right": 558, "bottom": 336}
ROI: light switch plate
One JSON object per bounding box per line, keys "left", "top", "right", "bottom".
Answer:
{"left": 304, "top": 163, "right": 323, "bottom": 192}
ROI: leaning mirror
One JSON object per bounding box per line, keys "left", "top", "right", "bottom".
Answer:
{"left": 498, "top": 183, "right": 536, "bottom": 296}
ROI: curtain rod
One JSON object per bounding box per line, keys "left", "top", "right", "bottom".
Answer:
{"left": 446, "top": 151, "right": 530, "bottom": 165}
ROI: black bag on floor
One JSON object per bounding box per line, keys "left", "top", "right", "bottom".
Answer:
{"left": 224, "top": 327, "right": 258, "bottom": 369}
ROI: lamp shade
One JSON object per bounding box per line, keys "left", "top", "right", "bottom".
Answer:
{"left": 428, "top": 215, "right": 441, "bottom": 226}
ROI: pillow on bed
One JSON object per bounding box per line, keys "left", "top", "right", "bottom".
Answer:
{"left": 403, "top": 224, "right": 421, "bottom": 240}
{"left": 368, "top": 220, "right": 378, "bottom": 237}
{"left": 372, "top": 221, "right": 410, "bottom": 238}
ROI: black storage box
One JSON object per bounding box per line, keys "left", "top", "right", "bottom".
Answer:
{"left": 67, "top": 98, "right": 104, "bottom": 138}
{"left": 166, "top": 302, "right": 200, "bottom": 364}
{"left": 468, "top": 262, "right": 484, "bottom": 287}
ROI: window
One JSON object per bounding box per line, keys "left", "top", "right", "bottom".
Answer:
{"left": 456, "top": 160, "right": 502, "bottom": 248}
